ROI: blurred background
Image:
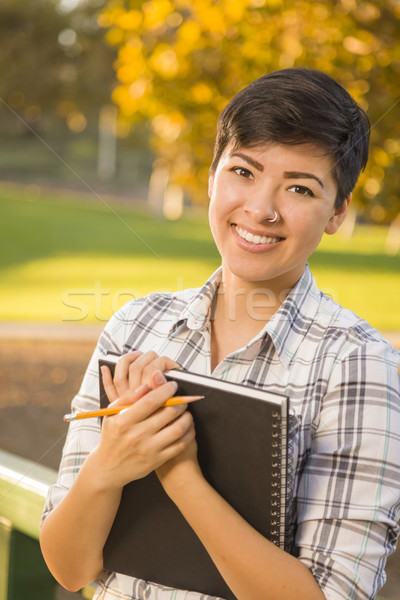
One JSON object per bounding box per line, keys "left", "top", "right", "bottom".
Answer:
{"left": 0, "top": 0, "right": 399, "bottom": 597}
{"left": 0, "top": 0, "right": 399, "bottom": 326}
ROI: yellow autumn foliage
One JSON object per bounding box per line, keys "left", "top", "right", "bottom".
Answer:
{"left": 100, "top": 0, "right": 400, "bottom": 219}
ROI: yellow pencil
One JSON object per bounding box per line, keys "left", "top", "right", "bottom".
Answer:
{"left": 63, "top": 396, "right": 204, "bottom": 422}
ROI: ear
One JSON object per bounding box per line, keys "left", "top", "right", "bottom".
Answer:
{"left": 324, "top": 193, "right": 352, "bottom": 235}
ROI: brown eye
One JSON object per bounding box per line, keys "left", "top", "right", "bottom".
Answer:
{"left": 231, "top": 167, "right": 254, "bottom": 179}
{"left": 288, "top": 185, "right": 314, "bottom": 197}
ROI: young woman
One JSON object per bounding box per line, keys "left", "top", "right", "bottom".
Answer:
{"left": 40, "top": 68, "right": 400, "bottom": 600}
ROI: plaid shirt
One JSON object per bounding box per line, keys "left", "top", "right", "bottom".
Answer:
{"left": 42, "top": 265, "right": 400, "bottom": 600}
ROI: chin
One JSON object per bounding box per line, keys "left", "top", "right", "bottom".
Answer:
{"left": 231, "top": 270, "right": 275, "bottom": 286}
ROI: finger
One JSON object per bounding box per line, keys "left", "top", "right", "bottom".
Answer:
{"left": 127, "top": 351, "right": 160, "bottom": 391}
{"left": 100, "top": 365, "right": 119, "bottom": 403}
{"left": 129, "top": 353, "right": 180, "bottom": 390}
{"left": 107, "top": 383, "right": 151, "bottom": 409}
{"left": 118, "top": 380, "right": 179, "bottom": 423}
{"left": 146, "top": 401, "right": 189, "bottom": 434}
{"left": 132, "top": 410, "right": 194, "bottom": 472}
{"left": 155, "top": 412, "right": 196, "bottom": 460}
{"left": 113, "top": 350, "right": 143, "bottom": 395}
{"left": 101, "top": 384, "right": 152, "bottom": 441}
{"left": 152, "top": 369, "right": 167, "bottom": 388}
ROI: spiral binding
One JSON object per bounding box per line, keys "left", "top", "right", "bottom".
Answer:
{"left": 269, "top": 409, "right": 282, "bottom": 545}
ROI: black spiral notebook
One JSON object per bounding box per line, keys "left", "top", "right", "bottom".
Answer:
{"left": 99, "top": 354, "right": 288, "bottom": 600}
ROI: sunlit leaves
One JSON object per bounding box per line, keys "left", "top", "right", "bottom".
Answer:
{"left": 100, "top": 0, "right": 400, "bottom": 218}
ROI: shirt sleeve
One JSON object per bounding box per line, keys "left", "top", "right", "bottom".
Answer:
{"left": 40, "top": 305, "right": 131, "bottom": 525}
{"left": 295, "top": 340, "right": 400, "bottom": 600}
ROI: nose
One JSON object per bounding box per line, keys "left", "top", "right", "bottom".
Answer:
{"left": 243, "top": 183, "right": 278, "bottom": 223}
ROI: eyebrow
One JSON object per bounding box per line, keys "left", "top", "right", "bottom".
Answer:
{"left": 229, "top": 153, "right": 325, "bottom": 189}
{"left": 284, "top": 171, "right": 324, "bottom": 189}
{"left": 230, "top": 152, "right": 264, "bottom": 172}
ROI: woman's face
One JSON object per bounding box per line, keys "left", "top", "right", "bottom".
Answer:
{"left": 208, "top": 142, "right": 349, "bottom": 297}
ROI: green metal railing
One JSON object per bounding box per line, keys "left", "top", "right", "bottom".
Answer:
{"left": 0, "top": 449, "right": 95, "bottom": 600}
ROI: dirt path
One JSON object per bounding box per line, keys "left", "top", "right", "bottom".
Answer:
{"left": 0, "top": 337, "right": 96, "bottom": 470}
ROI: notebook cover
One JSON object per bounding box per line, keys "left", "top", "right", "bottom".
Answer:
{"left": 99, "top": 356, "right": 288, "bottom": 600}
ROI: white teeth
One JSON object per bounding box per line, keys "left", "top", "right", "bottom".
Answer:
{"left": 235, "top": 226, "right": 280, "bottom": 245}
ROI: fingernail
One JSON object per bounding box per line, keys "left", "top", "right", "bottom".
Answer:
{"left": 136, "top": 383, "right": 150, "bottom": 395}
{"left": 154, "top": 370, "right": 167, "bottom": 386}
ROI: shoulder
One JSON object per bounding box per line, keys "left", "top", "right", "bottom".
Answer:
{"left": 97, "top": 287, "right": 202, "bottom": 355}
{"left": 117, "top": 287, "right": 201, "bottom": 320}
{"left": 313, "top": 289, "right": 397, "bottom": 355}
{"left": 310, "top": 294, "right": 399, "bottom": 401}
{"left": 283, "top": 266, "right": 396, "bottom": 362}
{"left": 290, "top": 284, "right": 400, "bottom": 394}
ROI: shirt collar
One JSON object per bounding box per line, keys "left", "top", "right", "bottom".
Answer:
{"left": 168, "top": 264, "right": 321, "bottom": 369}
{"left": 168, "top": 267, "right": 223, "bottom": 334}
{"left": 263, "top": 264, "right": 321, "bottom": 368}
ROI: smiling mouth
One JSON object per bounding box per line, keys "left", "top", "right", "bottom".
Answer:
{"left": 235, "top": 225, "right": 282, "bottom": 245}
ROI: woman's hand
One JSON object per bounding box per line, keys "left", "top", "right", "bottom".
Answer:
{"left": 93, "top": 379, "right": 195, "bottom": 489}
{"left": 93, "top": 351, "right": 195, "bottom": 491}
{"left": 156, "top": 433, "right": 202, "bottom": 498}
{"left": 101, "top": 350, "right": 180, "bottom": 400}
{"left": 103, "top": 354, "right": 204, "bottom": 497}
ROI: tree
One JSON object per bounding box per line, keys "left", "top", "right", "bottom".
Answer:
{"left": 0, "top": 0, "right": 117, "bottom": 133}
{"left": 99, "top": 0, "right": 400, "bottom": 221}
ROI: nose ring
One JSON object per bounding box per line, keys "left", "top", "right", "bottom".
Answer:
{"left": 267, "top": 210, "right": 279, "bottom": 223}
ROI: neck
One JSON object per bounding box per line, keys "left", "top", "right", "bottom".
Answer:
{"left": 209, "top": 270, "right": 296, "bottom": 370}
{"left": 210, "top": 282, "right": 281, "bottom": 371}
{"left": 212, "top": 283, "right": 283, "bottom": 331}
{"left": 215, "top": 274, "right": 292, "bottom": 324}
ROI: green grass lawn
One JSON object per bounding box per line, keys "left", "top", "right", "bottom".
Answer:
{"left": 0, "top": 183, "right": 399, "bottom": 331}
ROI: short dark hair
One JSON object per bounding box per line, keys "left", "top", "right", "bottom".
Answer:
{"left": 210, "top": 68, "right": 370, "bottom": 207}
